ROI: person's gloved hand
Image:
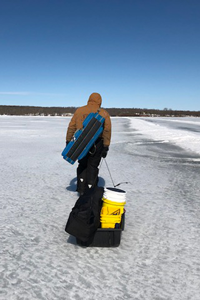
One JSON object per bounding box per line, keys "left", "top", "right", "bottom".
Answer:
{"left": 66, "top": 141, "right": 70, "bottom": 146}
{"left": 101, "top": 146, "right": 109, "bottom": 158}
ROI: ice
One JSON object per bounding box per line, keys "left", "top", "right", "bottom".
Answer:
{"left": 0, "top": 116, "right": 200, "bottom": 300}
{"left": 128, "top": 117, "right": 200, "bottom": 155}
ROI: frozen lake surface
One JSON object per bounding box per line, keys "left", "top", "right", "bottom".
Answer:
{"left": 0, "top": 116, "right": 200, "bottom": 300}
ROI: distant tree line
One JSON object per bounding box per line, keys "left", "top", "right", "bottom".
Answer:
{"left": 0, "top": 105, "right": 76, "bottom": 116}
{"left": 0, "top": 105, "right": 200, "bottom": 117}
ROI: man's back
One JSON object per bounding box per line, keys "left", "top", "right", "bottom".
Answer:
{"left": 67, "top": 93, "right": 111, "bottom": 147}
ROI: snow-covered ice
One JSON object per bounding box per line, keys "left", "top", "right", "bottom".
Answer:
{"left": 0, "top": 116, "right": 200, "bottom": 300}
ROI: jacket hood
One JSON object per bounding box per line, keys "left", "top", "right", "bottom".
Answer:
{"left": 87, "top": 93, "right": 102, "bottom": 107}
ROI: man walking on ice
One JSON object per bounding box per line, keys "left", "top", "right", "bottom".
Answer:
{"left": 66, "top": 92, "right": 111, "bottom": 195}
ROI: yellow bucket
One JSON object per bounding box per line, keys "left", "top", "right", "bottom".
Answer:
{"left": 100, "top": 214, "right": 121, "bottom": 228}
{"left": 100, "top": 187, "right": 126, "bottom": 228}
{"left": 102, "top": 198, "right": 125, "bottom": 216}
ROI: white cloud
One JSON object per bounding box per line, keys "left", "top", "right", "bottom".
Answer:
{"left": 0, "top": 92, "right": 30, "bottom": 95}
{"left": 0, "top": 92, "right": 67, "bottom": 96}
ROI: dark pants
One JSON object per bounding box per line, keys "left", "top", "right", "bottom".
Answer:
{"left": 77, "top": 139, "right": 104, "bottom": 193}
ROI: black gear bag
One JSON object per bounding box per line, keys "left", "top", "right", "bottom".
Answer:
{"left": 65, "top": 187, "right": 104, "bottom": 243}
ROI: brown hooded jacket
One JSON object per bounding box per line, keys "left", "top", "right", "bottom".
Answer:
{"left": 66, "top": 93, "right": 111, "bottom": 146}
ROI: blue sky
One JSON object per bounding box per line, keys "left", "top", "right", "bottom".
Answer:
{"left": 0, "top": 0, "right": 200, "bottom": 110}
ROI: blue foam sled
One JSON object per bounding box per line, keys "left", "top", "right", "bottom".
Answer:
{"left": 62, "top": 112, "right": 105, "bottom": 164}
